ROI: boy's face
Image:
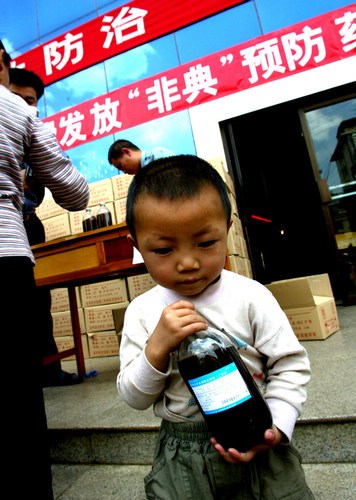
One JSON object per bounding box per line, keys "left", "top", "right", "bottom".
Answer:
{"left": 131, "top": 185, "right": 231, "bottom": 296}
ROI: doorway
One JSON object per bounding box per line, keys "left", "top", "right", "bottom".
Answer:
{"left": 221, "top": 82, "right": 356, "bottom": 304}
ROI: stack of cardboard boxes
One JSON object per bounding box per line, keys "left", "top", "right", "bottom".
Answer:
{"left": 81, "top": 279, "right": 129, "bottom": 358}
{"left": 51, "top": 287, "right": 89, "bottom": 360}
{"left": 51, "top": 273, "right": 157, "bottom": 360}
{"left": 208, "top": 158, "right": 252, "bottom": 278}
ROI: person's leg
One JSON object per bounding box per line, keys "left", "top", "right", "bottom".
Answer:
{"left": 25, "top": 214, "right": 81, "bottom": 386}
{"left": 37, "top": 287, "right": 62, "bottom": 381}
{"left": 1, "top": 256, "right": 53, "bottom": 499}
{"left": 144, "top": 421, "right": 250, "bottom": 499}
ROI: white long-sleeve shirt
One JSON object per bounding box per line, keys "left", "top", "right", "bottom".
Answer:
{"left": 0, "top": 84, "right": 89, "bottom": 263}
{"left": 118, "top": 270, "right": 311, "bottom": 442}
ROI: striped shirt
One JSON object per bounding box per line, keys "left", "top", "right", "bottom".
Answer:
{"left": 0, "top": 84, "right": 89, "bottom": 263}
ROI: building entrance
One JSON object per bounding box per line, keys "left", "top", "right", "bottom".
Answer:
{"left": 222, "top": 83, "right": 356, "bottom": 305}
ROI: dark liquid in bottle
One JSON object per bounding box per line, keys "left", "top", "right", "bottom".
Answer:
{"left": 178, "top": 345, "right": 272, "bottom": 451}
{"left": 82, "top": 217, "right": 97, "bottom": 232}
{"left": 97, "top": 211, "right": 112, "bottom": 228}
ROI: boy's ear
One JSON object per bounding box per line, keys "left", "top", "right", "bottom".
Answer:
{"left": 127, "top": 233, "right": 138, "bottom": 249}
{"left": 228, "top": 219, "right": 233, "bottom": 230}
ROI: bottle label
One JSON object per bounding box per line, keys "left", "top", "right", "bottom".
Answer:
{"left": 188, "top": 362, "right": 251, "bottom": 414}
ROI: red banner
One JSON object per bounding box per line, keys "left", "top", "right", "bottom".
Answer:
{"left": 42, "top": 5, "right": 356, "bottom": 151}
{"left": 12, "top": 0, "right": 248, "bottom": 86}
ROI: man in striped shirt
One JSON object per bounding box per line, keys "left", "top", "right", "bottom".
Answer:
{"left": 9, "top": 67, "right": 83, "bottom": 387}
{"left": 0, "top": 41, "right": 89, "bottom": 498}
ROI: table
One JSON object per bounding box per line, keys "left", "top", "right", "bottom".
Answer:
{"left": 32, "top": 223, "right": 146, "bottom": 378}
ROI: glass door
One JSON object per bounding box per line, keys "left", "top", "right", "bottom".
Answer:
{"left": 303, "top": 97, "right": 356, "bottom": 305}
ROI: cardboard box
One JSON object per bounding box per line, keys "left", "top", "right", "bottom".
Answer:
{"left": 68, "top": 209, "right": 86, "bottom": 235}
{"left": 208, "top": 157, "right": 235, "bottom": 195}
{"left": 266, "top": 274, "right": 340, "bottom": 340}
{"left": 84, "top": 302, "right": 129, "bottom": 332}
{"left": 112, "top": 307, "right": 126, "bottom": 334}
{"left": 111, "top": 174, "right": 133, "bottom": 200}
{"left": 127, "top": 273, "right": 156, "bottom": 300}
{"left": 284, "top": 298, "right": 339, "bottom": 340}
{"left": 87, "top": 330, "right": 121, "bottom": 358}
{"left": 42, "top": 213, "right": 71, "bottom": 241}
{"left": 37, "top": 194, "right": 67, "bottom": 220}
{"left": 80, "top": 279, "right": 128, "bottom": 307}
{"left": 227, "top": 221, "right": 245, "bottom": 256}
{"left": 50, "top": 287, "right": 81, "bottom": 312}
{"left": 55, "top": 334, "right": 89, "bottom": 360}
{"left": 266, "top": 274, "right": 334, "bottom": 309}
{"left": 228, "top": 192, "right": 239, "bottom": 217}
{"left": 229, "top": 255, "right": 252, "bottom": 278}
{"left": 52, "top": 308, "right": 86, "bottom": 337}
{"left": 114, "top": 198, "right": 127, "bottom": 224}
{"left": 88, "top": 178, "right": 114, "bottom": 206}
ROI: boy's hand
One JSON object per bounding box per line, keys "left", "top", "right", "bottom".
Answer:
{"left": 145, "top": 300, "right": 208, "bottom": 372}
{"left": 210, "top": 426, "right": 283, "bottom": 463}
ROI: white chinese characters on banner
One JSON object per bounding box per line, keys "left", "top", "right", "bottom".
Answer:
{"left": 100, "top": 7, "right": 148, "bottom": 49}
{"left": 334, "top": 10, "right": 356, "bottom": 52}
{"left": 59, "top": 111, "right": 87, "bottom": 148}
{"left": 90, "top": 98, "right": 122, "bottom": 137}
{"left": 44, "top": 33, "right": 84, "bottom": 76}
{"left": 182, "top": 64, "right": 218, "bottom": 104}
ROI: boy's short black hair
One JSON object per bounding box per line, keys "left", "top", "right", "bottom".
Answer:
{"left": 126, "top": 154, "right": 232, "bottom": 241}
{"left": 8, "top": 67, "right": 44, "bottom": 100}
{"left": 0, "top": 40, "right": 12, "bottom": 67}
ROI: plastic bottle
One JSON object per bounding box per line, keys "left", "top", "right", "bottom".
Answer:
{"left": 177, "top": 327, "right": 272, "bottom": 451}
{"left": 96, "top": 202, "right": 113, "bottom": 228}
{"left": 82, "top": 207, "right": 97, "bottom": 232}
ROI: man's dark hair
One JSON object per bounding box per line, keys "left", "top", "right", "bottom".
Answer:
{"left": 108, "top": 139, "right": 140, "bottom": 164}
{"left": 0, "top": 40, "right": 12, "bottom": 67}
{"left": 126, "top": 154, "right": 232, "bottom": 241}
{"left": 9, "top": 67, "right": 44, "bottom": 100}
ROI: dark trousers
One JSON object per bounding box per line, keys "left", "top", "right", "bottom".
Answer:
{"left": 24, "top": 212, "right": 62, "bottom": 382}
{"left": 1, "top": 256, "right": 53, "bottom": 498}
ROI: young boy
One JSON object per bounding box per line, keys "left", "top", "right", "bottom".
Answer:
{"left": 118, "top": 155, "right": 314, "bottom": 499}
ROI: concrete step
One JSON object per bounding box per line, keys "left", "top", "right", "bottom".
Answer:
{"left": 49, "top": 418, "right": 356, "bottom": 465}
{"left": 51, "top": 463, "right": 356, "bottom": 499}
